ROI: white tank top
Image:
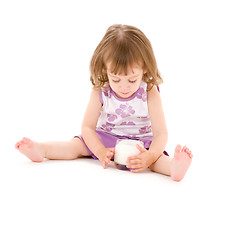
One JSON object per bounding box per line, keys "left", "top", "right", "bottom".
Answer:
{"left": 96, "top": 81, "right": 153, "bottom": 138}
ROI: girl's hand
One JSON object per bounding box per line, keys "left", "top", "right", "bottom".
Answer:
{"left": 96, "top": 147, "right": 115, "bottom": 169}
{"left": 126, "top": 144, "right": 157, "bottom": 173}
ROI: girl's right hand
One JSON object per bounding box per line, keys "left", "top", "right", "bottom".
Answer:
{"left": 96, "top": 147, "right": 115, "bottom": 169}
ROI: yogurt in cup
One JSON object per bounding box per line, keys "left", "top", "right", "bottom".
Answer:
{"left": 114, "top": 139, "right": 144, "bottom": 169}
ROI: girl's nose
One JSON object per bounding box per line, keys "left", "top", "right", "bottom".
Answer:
{"left": 120, "top": 83, "right": 130, "bottom": 91}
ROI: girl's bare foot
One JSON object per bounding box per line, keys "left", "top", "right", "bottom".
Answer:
{"left": 15, "top": 137, "right": 44, "bottom": 162}
{"left": 171, "top": 145, "right": 193, "bottom": 181}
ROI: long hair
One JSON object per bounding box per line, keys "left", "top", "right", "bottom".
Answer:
{"left": 90, "top": 24, "right": 163, "bottom": 90}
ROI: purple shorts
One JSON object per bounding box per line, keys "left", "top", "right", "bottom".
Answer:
{"left": 74, "top": 130, "right": 168, "bottom": 160}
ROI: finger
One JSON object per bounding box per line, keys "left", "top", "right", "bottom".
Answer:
{"left": 136, "top": 144, "right": 147, "bottom": 153}
{"left": 106, "top": 151, "right": 113, "bottom": 160}
{"left": 110, "top": 148, "right": 115, "bottom": 153}
{"left": 127, "top": 159, "right": 141, "bottom": 165}
{"left": 127, "top": 163, "right": 142, "bottom": 169}
{"left": 106, "top": 149, "right": 115, "bottom": 162}
{"left": 105, "top": 157, "right": 111, "bottom": 165}
{"left": 127, "top": 155, "right": 141, "bottom": 161}
{"left": 130, "top": 167, "right": 143, "bottom": 173}
{"left": 127, "top": 159, "right": 142, "bottom": 168}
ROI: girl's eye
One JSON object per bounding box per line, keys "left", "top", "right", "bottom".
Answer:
{"left": 112, "top": 79, "right": 120, "bottom": 83}
{"left": 129, "top": 80, "right": 137, "bottom": 83}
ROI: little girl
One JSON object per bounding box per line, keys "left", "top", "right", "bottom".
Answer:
{"left": 15, "top": 24, "right": 193, "bottom": 181}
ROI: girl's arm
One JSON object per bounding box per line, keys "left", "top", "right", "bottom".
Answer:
{"left": 81, "top": 88, "right": 114, "bottom": 168}
{"left": 126, "top": 86, "right": 168, "bottom": 172}
{"left": 147, "top": 86, "right": 168, "bottom": 160}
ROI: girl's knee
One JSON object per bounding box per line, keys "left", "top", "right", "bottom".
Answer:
{"left": 71, "top": 138, "right": 90, "bottom": 157}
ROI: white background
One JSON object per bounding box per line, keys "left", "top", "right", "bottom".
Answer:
{"left": 1, "top": 0, "right": 233, "bottom": 239}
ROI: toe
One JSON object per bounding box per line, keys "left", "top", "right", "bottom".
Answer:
{"left": 175, "top": 144, "right": 182, "bottom": 153}
{"left": 22, "top": 137, "right": 30, "bottom": 143}
{"left": 182, "top": 146, "right": 187, "bottom": 152}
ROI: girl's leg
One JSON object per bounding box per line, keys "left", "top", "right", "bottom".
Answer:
{"left": 15, "top": 137, "right": 90, "bottom": 162}
{"left": 149, "top": 145, "right": 193, "bottom": 181}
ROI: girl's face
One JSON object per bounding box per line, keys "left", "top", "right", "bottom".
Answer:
{"left": 106, "top": 62, "right": 144, "bottom": 99}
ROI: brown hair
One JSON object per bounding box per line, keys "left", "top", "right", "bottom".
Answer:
{"left": 90, "top": 24, "right": 163, "bottom": 90}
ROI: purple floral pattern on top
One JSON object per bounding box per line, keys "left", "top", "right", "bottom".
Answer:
{"left": 139, "top": 126, "right": 152, "bottom": 134}
{"left": 107, "top": 114, "right": 117, "bottom": 122}
{"left": 120, "top": 121, "right": 136, "bottom": 126}
{"left": 97, "top": 81, "right": 152, "bottom": 137}
{"left": 103, "top": 88, "right": 111, "bottom": 98}
{"left": 136, "top": 88, "right": 147, "bottom": 102}
{"left": 101, "top": 122, "right": 115, "bottom": 132}
{"left": 115, "top": 104, "right": 135, "bottom": 118}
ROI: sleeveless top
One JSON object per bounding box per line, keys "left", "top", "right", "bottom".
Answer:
{"left": 96, "top": 81, "right": 153, "bottom": 138}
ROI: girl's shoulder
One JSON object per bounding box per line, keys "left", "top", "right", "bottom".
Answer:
{"left": 147, "top": 84, "right": 162, "bottom": 104}
{"left": 86, "top": 87, "right": 103, "bottom": 109}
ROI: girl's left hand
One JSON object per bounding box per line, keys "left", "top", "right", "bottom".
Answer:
{"left": 126, "top": 144, "right": 157, "bottom": 173}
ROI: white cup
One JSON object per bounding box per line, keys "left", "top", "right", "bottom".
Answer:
{"left": 114, "top": 139, "right": 144, "bottom": 165}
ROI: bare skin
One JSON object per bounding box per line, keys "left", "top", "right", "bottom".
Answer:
{"left": 15, "top": 137, "right": 44, "bottom": 162}
{"left": 15, "top": 137, "right": 192, "bottom": 181}
{"left": 170, "top": 145, "right": 193, "bottom": 181}
{"left": 15, "top": 137, "right": 90, "bottom": 161}
{"left": 149, "top": 144, "right": 193, "bottom": 182}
